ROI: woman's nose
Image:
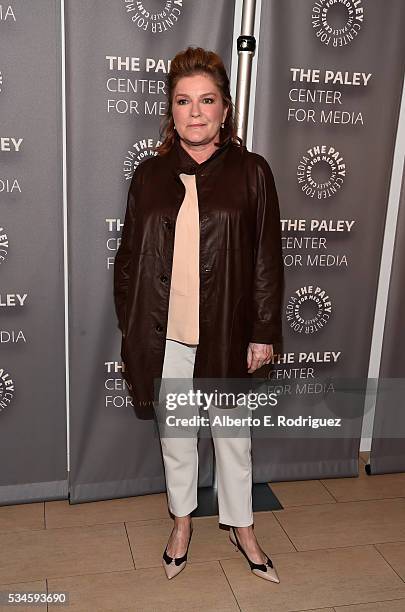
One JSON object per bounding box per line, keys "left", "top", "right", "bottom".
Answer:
{"left": 190, "top": 103, "right": 201, "bottom": 115}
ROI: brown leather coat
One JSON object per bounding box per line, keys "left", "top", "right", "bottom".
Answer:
{"left": 114, "top": 134, "right": 284, "bottom": 413}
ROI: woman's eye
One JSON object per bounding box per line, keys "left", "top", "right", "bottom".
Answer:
{"left": 176, "top": 98, "right": 215, "bottom": 104}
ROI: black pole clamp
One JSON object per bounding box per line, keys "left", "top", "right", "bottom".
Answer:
{"left": 237, "top": 35, "right": 256, "bottom": 53}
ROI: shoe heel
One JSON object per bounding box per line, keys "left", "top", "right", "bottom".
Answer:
{"left": 229, "top": 526, "right": 280, "bottom": 583}
{"left": 229, "top": 529, "right": 238, "bottom": 550}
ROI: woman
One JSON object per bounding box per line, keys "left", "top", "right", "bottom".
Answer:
{"left": 114, "top": 46, "right": 284, "bottom": 582}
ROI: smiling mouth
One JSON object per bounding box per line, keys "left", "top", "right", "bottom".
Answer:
{"left": 189, "top": 124, "right": 206, "bottom": 127}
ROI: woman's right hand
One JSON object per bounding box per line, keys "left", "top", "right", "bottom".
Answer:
{"left": 247, "top": 342, "right": 273, "bottom": 373}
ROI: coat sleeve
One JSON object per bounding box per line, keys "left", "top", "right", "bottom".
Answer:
{"left": 250, "top": 155, "right": 284, "bottom": 344}
{"left": 113, "top": 168, "right": 139, "bottom": 337}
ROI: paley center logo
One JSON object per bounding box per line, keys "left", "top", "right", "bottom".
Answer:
{"left": 0, "top": 226, "right": 9, "bottom": 265}
{"left": 0, "top": 367, "right": 15, "bottom": 414}
{"left": 286, "top": 285, "right": 332, "bottom": 334}
{"left": 297, "top": 144, "right": 346, "bottom": 199}
{"left": 122, "top": 0, "right": 183, "bottom": 33}
{"left": 122, "top": 137, "right": 160, "bottom": 181}
{"left": 312, "top": 0, "right": 364, "bottom": 47}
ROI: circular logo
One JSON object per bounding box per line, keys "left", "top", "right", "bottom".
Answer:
{"left": 286, "top": 285, "right": 332, "bottom": 333}
{"left": 297, "top": 145, "right": 346, "bottom": 199}
{"left": 122, "top": 1, "right": 183, "bottom": 33}
{"left": 312, "top": 0, "right": 364, "bottom": 47}
{"left": 0, "top": 226, "right": 9, "bottom": 265}
{"left": 122, "top": 137, "right": 161, "bottom": 181}
{"left": 0, "top": 367, "right": 15, "bottom": 414}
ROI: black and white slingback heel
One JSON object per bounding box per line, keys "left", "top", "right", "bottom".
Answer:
{"left": 162, "top": 525, "right": 193, "bottom": 580}
{"left": 229, "top": 526, "right": 280, "bottom": 583}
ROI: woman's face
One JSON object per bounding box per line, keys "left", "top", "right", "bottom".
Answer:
{"left": 172, "top": 73, "right": 228, "bottom": 147}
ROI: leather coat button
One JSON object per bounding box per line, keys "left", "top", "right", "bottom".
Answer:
{"left": 155, "top": 324, "right": 163, "bottom": 332}
{"left": 160, "top": 274, "right": 168, "bottom": 284}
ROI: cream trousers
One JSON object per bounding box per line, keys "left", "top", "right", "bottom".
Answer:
{"left": 153, "top": 338, "right": 254, "bottom": 527}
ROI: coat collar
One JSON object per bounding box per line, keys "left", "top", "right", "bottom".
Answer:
{"left": 169, "top": 131, "right": 232, "bottom": 176}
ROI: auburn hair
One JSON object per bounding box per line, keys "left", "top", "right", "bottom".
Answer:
{"left": 154, "top": 46, "right": 242, "bottom": 156}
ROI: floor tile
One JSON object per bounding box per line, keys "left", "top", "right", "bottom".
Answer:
{"left": 252, "top": 511, "right": 297, "bottom": 554}
{"left": 375, "top": 541, "right": 405, "bottom": 581}
{"left": 45, "top": 493, "right": 168, "bottom": 529}
{"left": 0, "top": 523, "right": 133, "bottom": 584}
{"left": 274, "top": 498, "right": 405, "bottom": 550}
{"left": 320, "top": 468, "right": 405, "bottom": 502}
{"left": 48, "top": 562, "right": 239, "bottom": 611}
{"left": 0, "top": 503, "right": 44, "bottom": 534}
{"left": 269, "top": 478, "right": 337, "bottom": 507}
{"left": 220, "top": 545, "right": 405, "bottom": 611}
{"left": 126, "top": 512, "right": 295, "bottom": 569}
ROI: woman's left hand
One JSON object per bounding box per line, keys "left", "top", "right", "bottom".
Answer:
{"left": 247, "top": 342, "right": 273, "bottom": 373}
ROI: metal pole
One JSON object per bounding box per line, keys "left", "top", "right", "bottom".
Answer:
{"left": 235, "top": 0, "right": 257, "bottom": 143}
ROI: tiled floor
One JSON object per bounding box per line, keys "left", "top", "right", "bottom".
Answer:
{"left": 0, "top": 452, "right": 405, "bottom": 611}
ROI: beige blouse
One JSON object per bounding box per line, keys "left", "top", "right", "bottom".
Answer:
{"left": 166, "top": 173, "right": 200, "bottom": 345}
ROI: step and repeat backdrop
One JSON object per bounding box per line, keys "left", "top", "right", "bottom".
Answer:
{"left": 371, "top": 160, "right": 405, "bottom": 474}
{"left": 0, "top": 0, "right": 404, "bottom": 505}
{"left": 252, "top": 0, "right": 405, "bottom": 481}
{"left": 65, "top": 0, "right": 235, "bottom": 503}
{"left": 0, "top": 1, "right": 67, "bottom": 504}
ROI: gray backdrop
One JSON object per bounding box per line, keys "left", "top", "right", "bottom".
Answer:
{"left": 0, "top": 0, "right": 67, "bottom": 504}
{"left": 252, "top": 0, "right": 405, "bottom": 481}
{"left": 66, "top": 0, "right": 236, "bottom": 502}
{"left": 370, "top": 159, "right": 405, "bottom": 473}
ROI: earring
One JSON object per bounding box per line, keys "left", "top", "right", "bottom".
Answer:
{"left": 221, "top": 122, "right": 225, "bottom": 129}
